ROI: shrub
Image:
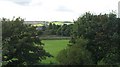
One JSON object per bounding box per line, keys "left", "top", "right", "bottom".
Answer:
{"left": 56, "top": 37, "right": 93, "bottom": 65}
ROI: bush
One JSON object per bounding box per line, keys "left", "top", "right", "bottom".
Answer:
{"left": 56, "top": 37, "right": 93, "bottom": 65}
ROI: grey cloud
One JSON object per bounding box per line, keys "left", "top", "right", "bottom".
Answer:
{"left": 4, "top": 0, "right": 32, "bottom": 6}
{"left": 56, "top": 6, "right": 73, "bottom": 12}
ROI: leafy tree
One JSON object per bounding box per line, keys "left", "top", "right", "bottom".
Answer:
{"left": 56, "top": 24, "right": 72, "bottom": 36}
{"left": 48, "top": 23, "right": 53, "bottom": 30}
{"left": 70, "top": 12, "right": 120, "bottom": 64}
{"left": 57, "top": 37, "right": 93, "bottom": 65}
{"left": 57, "top": 12, "right": 120, "bottom": 65}
{"left": 2, "top": 17, "right": 52, "bottom": 66}
{"left": 45, "top": 23, "right": 60, "bottom": 35}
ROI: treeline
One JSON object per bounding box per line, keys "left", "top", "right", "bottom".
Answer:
{"left": 57, "top": 12, "right": 120, "bottom": 65}
{"left": 37, "top": 23, "right": 73, "bottom": 37}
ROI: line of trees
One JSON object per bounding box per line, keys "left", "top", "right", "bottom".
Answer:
{"left": 37, "top": 23, "right": 73, "bottom": 37}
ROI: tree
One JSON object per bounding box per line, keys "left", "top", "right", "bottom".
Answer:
{"left": 45, "top": 23, "right": 60, "bottom": 35}
{"left": 70, "top": 12, "right": 120, "bottom": 64}
{"left": 57, "top": 37, "right": 93, "bottom": 65}
{"left": 56, "top": 24, "right": 72, "bottom": 36}
{"left": 57, "top": 12, "right": 120, "bottom": 65}
{"left": 2, "top": 17, "right": 52, "bottom": 66}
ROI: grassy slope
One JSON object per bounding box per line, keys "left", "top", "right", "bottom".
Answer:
{"left": 41, "top": 40, "right": 69, "bottom": 64}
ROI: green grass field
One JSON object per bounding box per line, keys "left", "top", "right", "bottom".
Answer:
{"left": 41, "top": 40, "right": 69, "bottom": 64}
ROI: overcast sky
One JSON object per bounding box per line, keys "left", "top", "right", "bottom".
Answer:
{"left": 0, "top": 0, "right": 120, "bottom": 21}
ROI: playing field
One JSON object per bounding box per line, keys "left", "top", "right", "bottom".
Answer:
{"left": 41, "top": 40, "right": 69, "bottom": 64}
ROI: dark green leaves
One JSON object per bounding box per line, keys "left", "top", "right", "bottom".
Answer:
{"left": 2, "top": 17, "right": 52, "bottom": 66}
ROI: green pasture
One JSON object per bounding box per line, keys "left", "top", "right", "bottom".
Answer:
{"left": 32, "top": 21, "right": 73, "bottom": 27}
{"left": 51, "top": 22, "right": 63, "bottom": 25}
{"left": 32, "top": 24, "right": 44, "bottom": 26}
{"left": 41, "top": 40, "right": 69, "bottom": 64}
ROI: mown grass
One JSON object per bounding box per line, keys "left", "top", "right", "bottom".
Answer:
{"left": 41, "top": 40, "right": 69, "bottom": 64}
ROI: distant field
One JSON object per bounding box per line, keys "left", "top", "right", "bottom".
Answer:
{"left": 41, "top": 40, "right": 69, "bottom": 64}
{"left": 32, "top": 21, "right": 73, "bottom": 27}
{"left": 33, "top": 24, "right": 44, "bottom": 26}
{"left": 51, "top": 22, "right": 63, "bottom": 25}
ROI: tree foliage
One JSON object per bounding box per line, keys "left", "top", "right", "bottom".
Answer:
{"left": 57, "top": 37, "right": 93, "bottom": 65}
{"left": 42, "top": 22, "right": 72, "bottom": 36}
{"left": 56, "top": 24, "right": 72, "bottom": 36}
{"left": 2, "top": 17, "right": 52, "bottom": 66}
{"left": 57, "top": 12, "right": 120, "bottom": 65}
{"left": 72, "top": 12, "right": 120, "bottom": 64}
